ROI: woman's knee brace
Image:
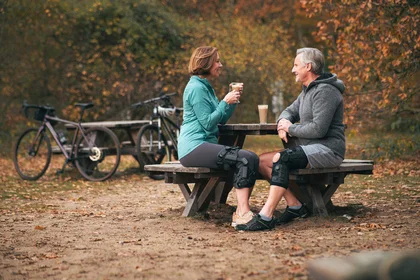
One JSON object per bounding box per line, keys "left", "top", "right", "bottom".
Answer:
{"left": 216, "top": 146, "right": 257, "bottom": 189}
{"left": 270, "top": 146, "right": 308, "bottom": 188}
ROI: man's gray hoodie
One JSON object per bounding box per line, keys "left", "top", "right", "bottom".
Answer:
{"left": 278, "top": 73, "right": 346, "bottom": 159}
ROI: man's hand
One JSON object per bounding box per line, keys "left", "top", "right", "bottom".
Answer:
{"left": 278, "top": 118, "right": 292, "bottom": 132}
{"left": 278, "top": 129, "right": 288, "bottom": 143}
{"left": 277, "top": 122, "right": 288, "bottom": 142}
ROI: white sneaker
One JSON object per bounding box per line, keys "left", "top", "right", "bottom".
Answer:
{"left": 231, "top": 211, "right": 255, "bottom": 227}
{"left": 231, "top": 212, "right": 238, "bottom": 227}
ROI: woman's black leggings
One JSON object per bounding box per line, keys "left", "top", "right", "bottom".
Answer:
{"left": 179, "top": 142, "right": 259, "bottom": 189}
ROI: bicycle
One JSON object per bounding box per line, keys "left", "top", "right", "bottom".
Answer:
{"left": 13, "top": 101, "right": 121, "bottom": 181}
{"left": 132, "top": 93, "right": 183, "bottom": 176}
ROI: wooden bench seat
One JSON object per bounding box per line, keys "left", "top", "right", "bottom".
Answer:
{"left": 144, "top": 159, "right": 374, "bottom": 217}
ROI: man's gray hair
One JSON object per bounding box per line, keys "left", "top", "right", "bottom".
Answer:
{"left": 296, "top": 48, "right": 324, "bottom": 75}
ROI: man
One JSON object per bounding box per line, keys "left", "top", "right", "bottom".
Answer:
{"left": 237, "top": 47, "right": 346, "bottom": 231}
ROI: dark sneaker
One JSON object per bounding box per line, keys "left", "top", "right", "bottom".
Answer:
{"left": 276, "top": 204, "right": 309, "bottom": 225}
{"left": 235, "top": 214, "right": 275, "bottom": 231}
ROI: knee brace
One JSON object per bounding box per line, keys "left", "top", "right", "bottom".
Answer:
{"left": 217, "top": 146, "right": 256, "bottom": 189}
{"left": 270, "top": 146, "right": 308, "bottom": 188}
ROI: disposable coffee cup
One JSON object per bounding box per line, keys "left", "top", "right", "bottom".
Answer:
{"left": 258, "top": 105, "right": 268, "bottom": 123}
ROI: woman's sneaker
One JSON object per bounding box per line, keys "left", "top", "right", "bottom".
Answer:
{"left": 276, "top": 204, "right": 309, "bottom": 225}
{"left": 231, "top": 212, "right": 238, "bottom": 227}
{"left": 235, "top": 214, "right": 275, "bottom": 231}
{"left": 231, "top": 211, "right": 254, "bottom": 227}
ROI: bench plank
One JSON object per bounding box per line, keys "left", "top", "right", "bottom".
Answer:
{"left": 291, "top": 163, "right": 373, "bottom": 175}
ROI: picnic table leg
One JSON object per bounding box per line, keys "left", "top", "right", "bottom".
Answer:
{"left": 183, "top": 177, "right": 220, "bottom": 216}
{"left": 322, "top": 184, "right": 340, "bottom": 208}
{"left": 307, "top": 184, "right": 329, "bottom": 216}
{"left": 320, "top": 173, "right": 345, "bottom": 212}
{"left": 218, "top": 133, "right": 246, "bottom": 148}
{"left": 213, "top": 182, "right": 227, "bottom": 203}
{"left": 178, "top": 184, "right": 192, "bottom": 201}
{"left": 214, "top": 171, "right": 234, "bottom": 204}
{"left": 218, "top": 135, "right": 237, "bottom": 146}
{"left": 197, "top": 177, "right": 221, "bottom": 212}
{"left": 288, "top": 180, "right": 311, "bottom": 207}
{"left": 288, "top": 179, "right": 314, "bottom": 212}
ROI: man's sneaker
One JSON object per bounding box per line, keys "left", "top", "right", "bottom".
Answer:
{"left": 231, "top": 211, "right": 254, "bottom": 227}
{"left": 235, "top": 214, "right": 275, "bottom": 231}
{"left": 276, "top": 204, "right": 309, "bottom": 225}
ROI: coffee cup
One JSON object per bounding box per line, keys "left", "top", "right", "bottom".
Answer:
{"left": 229, "top": 82, "right": 243, "bottom": 103}
{"left": 229, "top": 82, "right": 243, "bottom": 94}
{"left": 258, "top": 105, "right": 268, "bottom": 123}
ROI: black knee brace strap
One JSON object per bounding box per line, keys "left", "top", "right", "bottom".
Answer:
{"left": 217, "top": 146, "right": 256, "bottom": 189}
{"left": 270, "top": 146, "right": 308, "bottom": 188}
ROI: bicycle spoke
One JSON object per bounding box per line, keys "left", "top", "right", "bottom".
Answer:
{"left": 137, "top": 124, "right": 169, "bottom": 165}
{"left": 75, "top": 127, "right": 120, "bottom": 181}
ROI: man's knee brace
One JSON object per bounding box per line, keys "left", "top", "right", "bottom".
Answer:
{"left": 217, "top": 146, "right": 256, "bottom": 189}
{"left": 270, "top": 146, "right": 308, "bottom": 188}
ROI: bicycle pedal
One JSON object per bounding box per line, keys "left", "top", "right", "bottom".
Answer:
{"left": 56, "top": 169, "right": 64, "bottom": 175}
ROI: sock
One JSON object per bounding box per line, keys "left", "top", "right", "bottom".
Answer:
{"left": 259, "top": 213, "right": 272, "bottom": 221}
{"left": 289, "top": 205, "right": 302, "bottom": 210}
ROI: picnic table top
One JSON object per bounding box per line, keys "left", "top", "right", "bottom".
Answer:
{"left": 218, "top": 123, "right": 278, "bottom": 135}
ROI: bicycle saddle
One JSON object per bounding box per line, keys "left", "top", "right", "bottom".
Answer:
{"left": 75, "top": 103, "right": 94, "bottom": 109}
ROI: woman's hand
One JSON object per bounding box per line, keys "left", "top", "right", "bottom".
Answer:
{"left": 223, "top": 90, "right": 241, "bottom": 104}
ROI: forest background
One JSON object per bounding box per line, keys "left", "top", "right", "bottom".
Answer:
{"left": 0, "top": 0, "right": 418, "bottom": 161}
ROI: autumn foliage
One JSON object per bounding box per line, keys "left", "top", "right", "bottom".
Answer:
{"left": 0, "top": 0, "right": 419, "bottom": 159}
{"left": 301, "top": 0, "right": 419, "bottom": 132}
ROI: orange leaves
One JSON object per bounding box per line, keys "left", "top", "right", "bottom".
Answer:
{"left": 34, "top": 225, "right": 46, "bottom": 230}
{"left": 302, "top": 0, "right": 420, "bottom": 131}
{"left": 372, "top": 159, "right": 419, "bottom": 178}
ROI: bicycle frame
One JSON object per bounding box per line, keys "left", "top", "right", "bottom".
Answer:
{"left": 39, "top": 115, "right": 89, "bottom": 162}
{"left": 150, "top": 105, "right": 180, "bottom": 153}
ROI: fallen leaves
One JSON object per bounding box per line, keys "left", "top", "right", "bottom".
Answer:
{"left": 34, "top": 225, "right": 46, "bottom": 230}
{"left": 355, "top": 222, "right": 387, "bottom": 230}
{"left": 338, "top": 222, "right": 387, "bottom": 233}
{"left": 372, "top": 159, "right": 420, "bottom": 178}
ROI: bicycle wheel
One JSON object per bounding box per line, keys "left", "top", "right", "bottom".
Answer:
{"left": 14, "top": 128, "right": 51, "bottom": 180}
{"left": 137, "top": 124, "right": 171, "bottom": 165}
{"left": 137, "top": 124, "right": 173, "bottom": 179}
{"left": 74, "top": 127, "right": 121, "bottom": 181}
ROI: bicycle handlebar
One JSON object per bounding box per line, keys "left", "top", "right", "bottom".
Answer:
{"left": 157, "top": 106, "right": 184, "bottom": 117}
{"left": 21, "top": 100, "right": 55, "bottom": 119}
{"left": 131, "top": 92, "right": 177, "bottom": 108}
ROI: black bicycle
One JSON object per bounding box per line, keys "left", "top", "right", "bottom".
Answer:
{"left": 132, "top": 93, "right": 183, "bottom": 173}
{"left": 13, "top": 101, "right": 121, "bottom": 181}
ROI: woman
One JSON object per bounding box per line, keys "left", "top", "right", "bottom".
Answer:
{"left": 178, "top": 46, "right": 259, "bottom": 228}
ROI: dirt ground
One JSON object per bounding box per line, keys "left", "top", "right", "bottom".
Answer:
{"left": 1, "top": 158, "right": 419, "bottom": 280}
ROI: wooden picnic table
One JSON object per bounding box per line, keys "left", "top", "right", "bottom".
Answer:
{"left": 145, "top": 123, "right": 374, "bottom": 217}
{"left": 218, "top": 123, "right": 278, "bottom": 147}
